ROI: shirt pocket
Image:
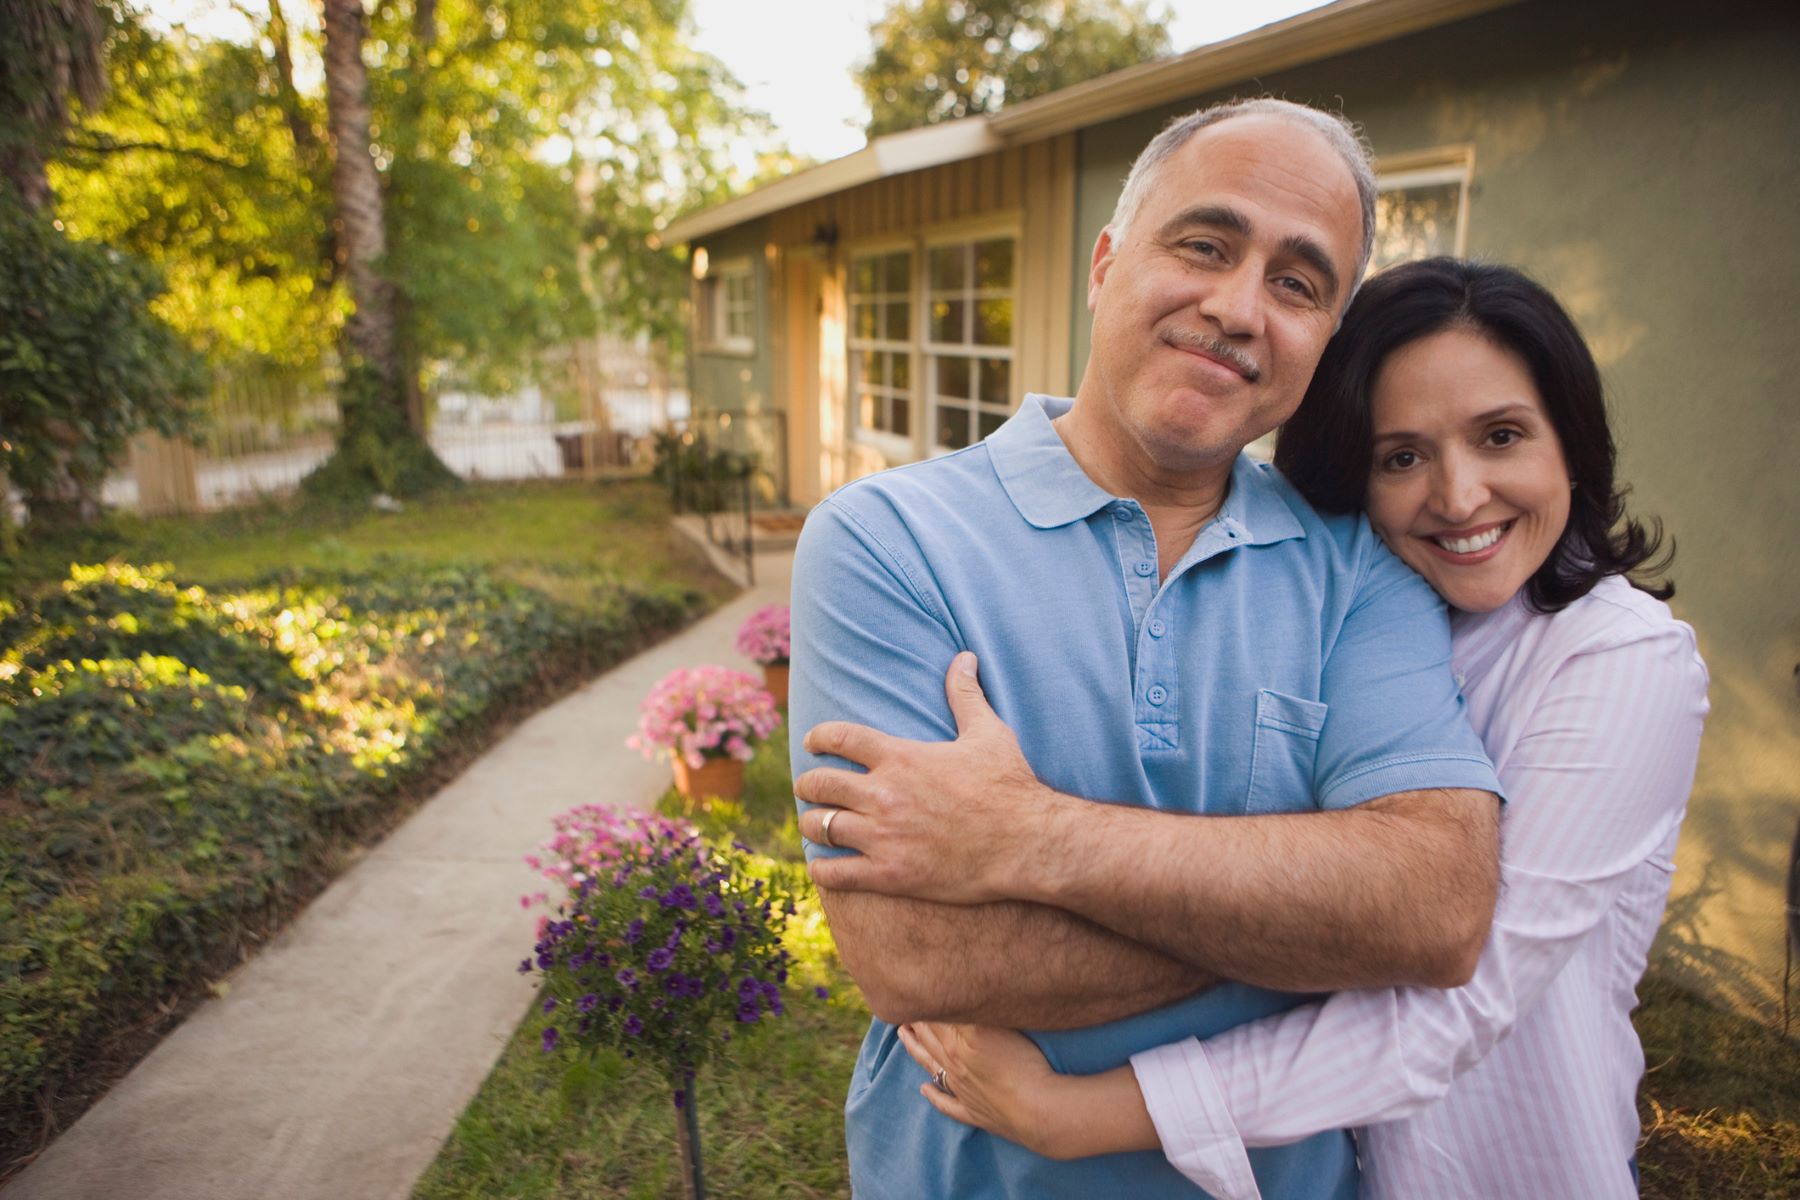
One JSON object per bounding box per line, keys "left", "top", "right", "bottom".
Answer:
{"left": 1246, "top": 690, "right": 1329, "bottom": 813}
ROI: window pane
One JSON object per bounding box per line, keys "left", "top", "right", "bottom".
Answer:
{"left": 1372, "top": 181, "right": 1463, "bottom": 272}
{"left": 936, "top": 355, "right": 971, "bottom": 400}
{"left": 885, "top": 301, "right": 910, "bottom": 342}
{"left": 977, "top": 410, "right": 1008, "bottom": 441}
{"left": 937, "top": 405, "right": 971, "bottom": 449}
{"left": 931, "top": 299, "right": 966, "bottom": 344}
{"left": 929, "top": 244, "right": 966, "bottom": 291}
{"left": 886, "top": 251, "right": 911, "bottom": 293}
{"left": 858, "top": 393, "right": 877, "bottom": 429}
{"left": 853, "top": 303, "right": 877, "bottom": 339}
{"left": 974, "top": 298, "right": 1012, "bottom": 346}
{"left": 892, "top": 352, "right": 910, "bottom": 390}
{"left": 727, "top": 307, "right": 752, "bottom": 339}
{"left": 856, "top": 350, "right": 878, "bottom": 387}
{"left": 852, "top": 257, "right": 877, "bottom": 293}
{"left": 975, "top": 239, "right": 1013, "bottom": 289}
{"left": 978, "top": 358, "right": 1010, "bottom": 407}
{"left": 892, "top": 396, "right": 910, "bottom": 437}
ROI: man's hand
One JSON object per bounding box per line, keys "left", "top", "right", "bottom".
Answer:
{"left": 796, "top": 651, "right": 1061, "bottom": 905}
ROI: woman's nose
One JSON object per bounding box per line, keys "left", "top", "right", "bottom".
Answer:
{"left": 1430, "top": 458, "right": 1489, "bottom": 523}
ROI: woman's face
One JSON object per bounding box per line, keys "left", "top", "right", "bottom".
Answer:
{"left": 1364, "top": 328, "right": 1572, "bottom": 613}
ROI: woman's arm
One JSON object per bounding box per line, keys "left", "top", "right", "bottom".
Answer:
{"left": 1131, "top": 619, "right": 1708, "bottom": 1197}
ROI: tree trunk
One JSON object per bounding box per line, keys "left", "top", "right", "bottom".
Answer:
{"left": 321, "top": 0, "right": 401, "bottom": 398}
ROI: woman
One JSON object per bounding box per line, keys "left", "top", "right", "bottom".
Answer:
{"left": 896, "top": 258, "right": 1709, "bottom": 1198}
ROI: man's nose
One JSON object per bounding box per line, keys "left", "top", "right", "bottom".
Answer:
{"left": 1196, "top": 263, "right": 1266, "bottom": 339}
{"left": 1430, "top": 456, "right": 1490, "bottom": 524}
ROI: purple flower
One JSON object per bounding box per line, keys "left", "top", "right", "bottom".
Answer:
{"left": 647, "top": 947, "right": 674, "bottom": 973}
{"left": 624, "top": 919, "right": 645, "bottom": 945}
{"left": 813, "top": 986, "right": 830, "bottom": 1000}
{"left": 535, "top": 951, "right": 555, "bottom": 969}
{"left": 616, "top": 967, "right": 639, "bottom": 990}
{"left": 638, "top": 885, "right": 660, "bottom": 900}
{"left": 669, "top": 884, "right": 697, "bottom": 910}
{"left": 702, "top": 892, "right": 726, "bottom": 917}
{"left": 578, "top": 993, "right": 599, "bottom": 1013}
{"left": 718, "top": 926, "right": 737, "bottom": 951}
{"left": 595, "top": 951, "right": 612, "bottom": 968}
{"left": 542, "top": 996, "right": 558, "bottom": 1013}
{"left": 517, "top": 958, "right": 533, "bottom": 974}
{"left": 673, "top": 1086, "right": 688, "bottom": 1110}
{"left": 737, "top": 977, "right": 761, "bottom": 1001}
{"left": 704, "top": 938, "right": 723, "bottom": 955}
{"left": 541, "top": 1027, "right": 560, "bottom": 1051}
{"left": 736, "top": 1000, "right": 761, "bottom": 1023}
{"left": 624, "top": 1014, "right": 644, "bottom": 1037}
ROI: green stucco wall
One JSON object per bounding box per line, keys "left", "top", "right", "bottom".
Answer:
{"left": 1071, "top": 0, "right": 1800, "bottom": 1019}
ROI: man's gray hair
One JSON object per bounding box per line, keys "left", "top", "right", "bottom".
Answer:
{"left": 1108, "top": 97, "right": 1378, "bottom": 289}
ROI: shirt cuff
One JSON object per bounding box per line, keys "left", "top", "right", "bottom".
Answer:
{"left": 1131, "top": 1038, "right": 1263, "bottom": 1200}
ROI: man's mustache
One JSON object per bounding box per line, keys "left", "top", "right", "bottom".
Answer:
{"left": 1160, "top": 328, "right": 1262, "bottom": 382}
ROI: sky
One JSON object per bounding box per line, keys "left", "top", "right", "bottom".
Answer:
{"left": 141, "top": 0, "right": 1330, "bottom": 164}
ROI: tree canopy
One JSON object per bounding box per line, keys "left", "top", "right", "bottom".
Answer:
{"left": 858, "top": 0, "right": 1172, "bottom": 137}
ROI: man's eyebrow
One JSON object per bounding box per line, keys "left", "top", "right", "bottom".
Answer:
{"left": 1277, "top": 234, "right": 1341, "bottom": 305}
{"left": 1156, "top": 204, "right": 1252, "bottom": 240}
{"left": 1155, "top": 205, "right": 1343, "bottom": 303}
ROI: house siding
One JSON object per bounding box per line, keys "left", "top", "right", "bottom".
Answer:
{"left": 1071, "top": 0, "right": 1800, "bottom": 1019}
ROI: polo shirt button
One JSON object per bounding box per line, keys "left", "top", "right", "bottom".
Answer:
{"left": 1135, "top": 560, "right": 1154, "bottom": 576}
{"left": 1147, "top": 685, "right": 1168, "bottom": 705}
{"left": 1113, "top": 505, "right": 1132, "bottom": 521}
{"left": 1149, "top": 618, "right": 1166, "bottom": 638}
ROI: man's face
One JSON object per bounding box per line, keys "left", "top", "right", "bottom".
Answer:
{"left": 1083, "top": 115, "right": 1365, "bottom": 473}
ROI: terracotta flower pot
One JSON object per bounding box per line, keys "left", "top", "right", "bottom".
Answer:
{"left": 673, "top": 754, "right": 746, "bottom": 801}
{"left": 761, "top": 661, "right": 789, "bottom": 708}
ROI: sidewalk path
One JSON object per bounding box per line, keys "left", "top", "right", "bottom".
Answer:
{"left": 9, "top": 553, "right": 794, "bottom": 1200}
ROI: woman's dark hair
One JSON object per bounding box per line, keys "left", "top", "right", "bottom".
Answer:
{"left": 1275, "top": 256, "right": 1672, "bottom": 612}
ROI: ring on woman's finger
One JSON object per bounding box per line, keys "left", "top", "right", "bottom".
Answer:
{"left": 933, "top": 1066, "right": 954, "bottom": 1097}
{"left": 819, "top": 807, "right": 842, "bottom": 849}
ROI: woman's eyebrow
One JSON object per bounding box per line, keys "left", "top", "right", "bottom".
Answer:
{"left": 1372, "top": 404, "right": 1542, "bottom": 445}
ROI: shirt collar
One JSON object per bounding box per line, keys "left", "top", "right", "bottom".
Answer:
{"left": 989, "top": 394, "right": 1308, "bottom": 547}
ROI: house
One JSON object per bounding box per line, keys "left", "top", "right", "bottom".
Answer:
{"left": 662, "top": 0, "right": 1800, "bottom": 1020}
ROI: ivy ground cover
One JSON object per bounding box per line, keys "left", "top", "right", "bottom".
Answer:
{"left": 1, "top": 480, "right": 732, "bottom": 1175}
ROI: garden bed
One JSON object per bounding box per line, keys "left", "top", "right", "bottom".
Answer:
{"left": 0, "top": 480, "right": 732, "bottom": 1178}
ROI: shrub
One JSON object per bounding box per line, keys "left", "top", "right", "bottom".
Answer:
{"left": 0, "top": 199, "right": 206, "bottom": 526}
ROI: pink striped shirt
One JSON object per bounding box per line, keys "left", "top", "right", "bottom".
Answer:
{"left": 1131, "top": 574, "right": 1709, "bottom": 1199}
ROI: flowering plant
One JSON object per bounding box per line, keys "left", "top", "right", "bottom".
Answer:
{"left": 733, "top": 603, "right": 790, "bottom": 665}
{"left": 626, "top": 664, "right": 780, "bottom": 769}
{"left": 520, "top": 805, "right": 799, "bottom": 1088}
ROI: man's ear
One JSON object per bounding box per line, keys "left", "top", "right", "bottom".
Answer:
{"left": 1086, "top": 227, "right": 1118, "bottom": 312}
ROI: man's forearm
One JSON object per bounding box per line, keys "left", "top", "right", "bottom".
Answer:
{"left": 1009, "top": 788, "right": 1499, "bottom": 991}
{"left": 819, "top": 887, "right": 1213, "bottom": 1028}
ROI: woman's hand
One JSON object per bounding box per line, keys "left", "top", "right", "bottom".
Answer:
{"left": 898, "top": 1022, "right": 1160, "bottom": 1160}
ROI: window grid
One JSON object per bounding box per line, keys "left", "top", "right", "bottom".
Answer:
{"left": 848, "top": 250, "right": 914, "bottom": 438}
{"left": 924, "top": 237, "right": 1015, "bottom": 452}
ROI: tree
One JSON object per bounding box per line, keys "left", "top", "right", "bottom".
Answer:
{"left": 858, "top": 0, "right": 1172, "bottom": 137}
{"left": 0, "top": 0, "right": 108, "bottom": 212}
{"left": 0, "top": 2, "right": 204, "bottom": 532}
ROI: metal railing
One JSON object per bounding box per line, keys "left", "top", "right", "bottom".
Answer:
{"left": 658, "top": 410, "right": 789, "bottom": 587}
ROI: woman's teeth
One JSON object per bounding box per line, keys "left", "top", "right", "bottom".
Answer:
{"left": 1433, "top": 523, "right": 1509, "bottom": 554}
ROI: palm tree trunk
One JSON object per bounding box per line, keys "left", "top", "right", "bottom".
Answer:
{"left": 321, "top": 0, "right": 400, "bottom": 397}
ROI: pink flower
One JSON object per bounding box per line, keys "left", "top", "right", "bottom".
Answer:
{"left": 734, "top": 604, "right": 791, "bottom": 665}
{"left": 627, "top": 665, "right": 780, "bottom": 765}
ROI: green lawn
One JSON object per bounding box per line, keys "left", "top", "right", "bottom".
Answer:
{"left": 420, "top": 717, "right": 1800, "bottom": 1199}
{"left": 1, "top": 479, "right": 732, "bottom": 1180}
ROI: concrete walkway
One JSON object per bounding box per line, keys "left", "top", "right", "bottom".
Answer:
{"left": 8, "top": 553, "right": 794, "bottom": 1200}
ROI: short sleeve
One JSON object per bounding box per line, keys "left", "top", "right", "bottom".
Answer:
{"left": 1312, "top": 542, "right": 1500, "bottom": 809}
{"left": 788, "top": 497, "right": 963, "bottom": 863}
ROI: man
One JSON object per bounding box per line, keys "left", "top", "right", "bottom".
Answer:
{"left": 787, "top": 98, "right": 1503, "bottom": 1199}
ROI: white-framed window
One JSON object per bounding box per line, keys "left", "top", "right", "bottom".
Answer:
{"left": 699, "top": 258, "right": 755, "bottom": 354}
{"left": 846, "top": 229, "right": 1017, "bottom": 458}
{"left": 1370, "top": 148, "right": 1473, "bottom": 274}
{"left": 924, "top": 236, "right": 1014, "bottom": 452}
{"left": 848, "top": 248, "right": 914, "bottom": 439}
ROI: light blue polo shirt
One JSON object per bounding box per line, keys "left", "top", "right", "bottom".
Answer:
{"left": 789, "top": 394, "right": 1500, "bottom": 1200}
